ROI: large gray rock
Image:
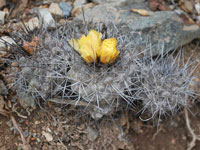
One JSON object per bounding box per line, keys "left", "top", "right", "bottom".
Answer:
{"left": 75, "top": 4, "right": 200, "bottom": 55}
{"left": 92, "top": 0, "right": 146, "bottom": 7}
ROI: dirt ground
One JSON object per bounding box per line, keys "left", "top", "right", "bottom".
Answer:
{"left": 0, "top": 86, "right": 200, "bottom": 150}
{"left": 0, "top": 42, "right": 199, "bottom": 150}
{"left": 0, "top": 0, "right": 200, "bottom": 150}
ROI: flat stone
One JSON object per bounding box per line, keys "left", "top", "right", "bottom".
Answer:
{"left": 92, "top": 0, "right": 146, "bottom": 7}
{"left": 0, "top": 36, "right": 16, "bottom": 54}
{"left": 74, "top": 5, "right": 118, "bottom": 22}
{"left": 74, "top": 0, "right": 87, "bottom": 8}
{"left": 25, "top": 17, "right": 40, "bottom": 31}
{"left": 0, "top": 36, "right": 16, "bottom": 45}
{"left": 0, "top": 11, "right": 6, "bottom": 24}
{"left": 49, "top": 3, "right": 63, "bottom": 16}
{"left": 59, "top": 2, "right": 72, "bottom": 18}
{"left": 184, "top": 1, "right": 193, "bottom": 13}
{"left": 38, "top": 8, "right": 56, "bottom": 28}
{"left": 72, "top": 3, "right": 96, "bottom": 16}
{"left": 42, "top": 131, "right": 53, "bottom": 142}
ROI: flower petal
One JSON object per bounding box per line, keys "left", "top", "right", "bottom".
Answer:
{"left": 100, "top": 38, "right": 120, "bottom": 64}
{"left": 69, "top": 39, "right": 79, "bottom": 51}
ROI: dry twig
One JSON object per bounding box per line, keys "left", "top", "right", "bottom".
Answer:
{"left": 184, "top": 108, "right": 200, "bottom": 150}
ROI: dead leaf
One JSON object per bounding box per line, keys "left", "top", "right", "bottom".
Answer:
{"left": 23, "top": 36, "right": 40, "bottom": 55}
{"left": 130, "top": 8, "right": 154, "bottom": 16}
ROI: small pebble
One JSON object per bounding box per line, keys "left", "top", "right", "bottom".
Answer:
{"left": 42, "top": 131, "right": 53, "bottom": 142}
{"left": 25, "top": 17, "right": 40, "bottom": 31}
{"left": 71, "top": 3, "right": 95, "bottom": 16}
{"left": 0, "top": 11, "right": 6, "bottom": 24}
{"left": 74, "top": 0, "right": 87, "bottom": 8}
{"left": 0, "top": 36, "right": 16, "bottom": 51}
{"left": 38, "top": 8, "right": 56, "bottom": 28}
{"left": 86, "top": 126, "right": 98, "bottom": 141}
{"left": 184, "top": 1, "right": 193, "bottom": 13}
{"left": 195, "top": 3, "right": 200, "bottom": 14}
{"left": 37, "top": 138, "right": 41, "bottom": 142}
{"left": 49, "top": 3, "right": 63, "bottom": 16}
{"left": 59, "top": 2, "right": 72, "bottom": 18}
{"left": 24, "top": 130, "right": 29, "bottom": 138}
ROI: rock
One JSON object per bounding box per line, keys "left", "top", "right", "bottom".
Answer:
{"left": 72, "top": 3, "right": 96, "bottom": 17}
{"left": 75, "top": 5, "right": 200, "bottom": 56}
{"left": 17, "top": 94, "right": 36, "bottom": 109}
{"left": 0, "top": 0, "right": 6, "bottom": 8}
{"left": 38, "top": 8, "right": 56, "bottom": 28}
{"left": 195, "top": 3, "right": 200, "bottom": 15}
{"left": 59, "top": 2, "right": 72, "bottom": 18}
{"left": 0, "top": 11, "right": 6, "bottom": 24}
{"left": 184, "top": 1, "right": 193, "bottom": 13}
{"left": 25, "top": 17, "right": 40, "bottom": 31}
{"left": 86, "top": 126, "right": 98, "bottom": 141}
{"left": 0, "top": 36, "right": 16, "bottom": 54}
{"left": 29, "top": 7, "right": 39, "bottom": 14}
{"left": 74, "top": 5, "right": 118, "bottom": 22}
{"left": 0, "top": 80, "right": 8, "bottom": 95}
{"left": 58, "top": 19, "right": 66, "bottom": 25}
{"left": 90, "top": 106, "right": 112, "bottom": 119}
{"left": 74, "top": 0, "right": 87, "bottom": 8}
{"left": 24, "top": 130, "right": 29, "bottom": 138}
{"left": 0, "top": 36, "right": 16, "bottom": 45}
{"left": 42, "top": 131, "right": 53, "bottom": 142}
{"left": 92, "top": 0, "right": 145, "bottom": 7}
{"left": 48, "top": 3, "right": 63, "bottom": 16}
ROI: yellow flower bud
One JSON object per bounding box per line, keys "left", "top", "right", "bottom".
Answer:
{"left": 100, "top": 38, "right": 120, "bottom": 64}
{"left": 69, "top": 30, "right": 102, "bottom": 63}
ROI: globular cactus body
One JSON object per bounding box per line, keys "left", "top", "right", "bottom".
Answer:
{"left": 11, "top": 21, "right": 141, "bottom": 118}
{"left": 9, "top": 20, "right": 198, "bottom": 121}
{"left": 134, "top": 50, "right": 198, "bottom": 121}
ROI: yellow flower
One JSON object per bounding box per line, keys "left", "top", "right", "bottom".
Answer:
{"left": 69, "top": 30, "right": 102, "bottom": 63}
{"left": 99, "top": 38, "right": 120, "bottom": 64}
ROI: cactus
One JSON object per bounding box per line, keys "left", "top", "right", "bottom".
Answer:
{"left": 10, "top": 20, "right": 143, "bottom": 118}
{"left": 134, "top": 49, "right": 199, "bottom": 122}
{"left": 9, "top": 19, "right": 199, "bottom": 121}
